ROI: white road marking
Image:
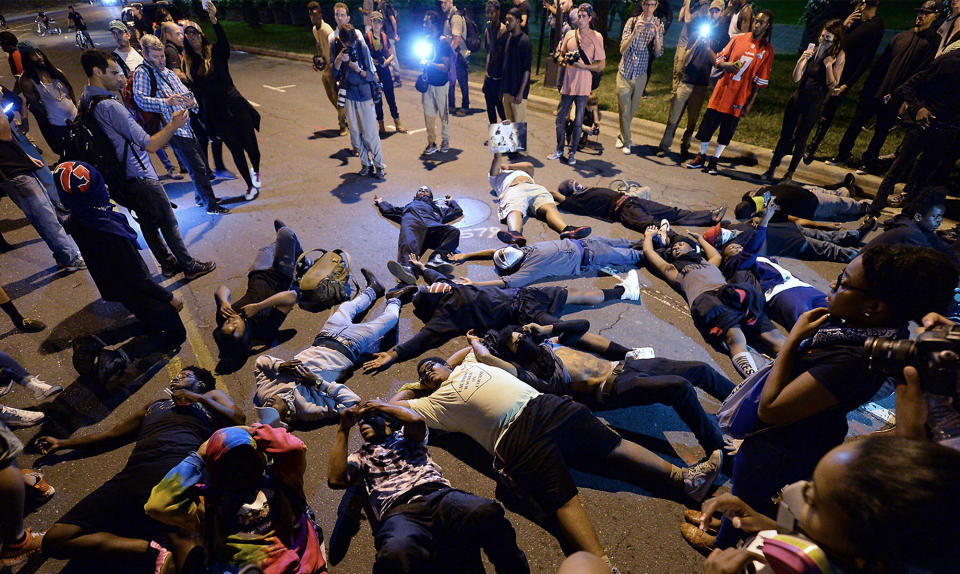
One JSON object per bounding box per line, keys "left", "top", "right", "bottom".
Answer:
{"left": 262, "top": 84, "right": 297, "bottom": 92}
{"left": 248, "top": 100, "right": 261, "bottom": 107}
{"left": 406, "top": 128, "right": 426, "bottom": 134}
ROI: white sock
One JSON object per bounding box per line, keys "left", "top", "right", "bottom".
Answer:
{"left": 732, "top": 352, "right": 757, "bottom": 377}
{"left": 714, "top": 144, "right": 727, "bottom": 158}
{"left": 699, "top": 141, "right": 710, "bottom": 155}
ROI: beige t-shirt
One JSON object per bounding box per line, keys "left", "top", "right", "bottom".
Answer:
{"left": 406, "top": 352, "right": 540, "bottom": 453}
{"left": 312, "top": 20, "right": 335, "bottom": 61}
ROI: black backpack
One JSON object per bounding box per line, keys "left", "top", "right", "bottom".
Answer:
{"left": 59, "top": 95, "right": 145, "bottom": 208}
{"left": 462, "top": 10, "right": 482, "bottom": 53}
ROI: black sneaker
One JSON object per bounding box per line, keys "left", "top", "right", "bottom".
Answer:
{"left": 387, "top": 260, "right": 418, "bottom": 285}
{"left": 358, "top": 165, "right": 372, "bottom": 177}
{"left": 206, "top": 203, "right": 230, "bottom": 215}
{"left": 705, "top": 157, "right": 719, "bottom": 175}
{"left": 184, "top": 261, "right": 216, "bottom": 280}
{"left": 711, "top": 203, "right": 728, "bottom": 223}
{"left": 496, "top": 230, "right": 526, "bottom": 246}
{"left": 385, "top": 285, "right": 419, "bottom": 304}
{"left": 679, "top": 147, "right": 690, "bottom": 162}
{"left": 361, "top": 268, "right": 385, "bottom": 298}
{"left": 425, "top": 255, "right": 454, "bottom": 275}
{"left": 655, "top": 147, "right": 667, "bottom": 158}
{"left": 274, "top": 219, "right": 287, "bottom": 232}
{"left": 160, "top": 262, "right": 181, "bottom": 278}
{"left": 856, "top": 215, "right": 878, "bottom": 239}
{"left": 824, "top": 156, "right": 848, "bottom": 166}
{"left": 559, "top": 225, "right": 592, "bottom": 240}
{"left": 686, "top": 153, "right": 706, "bottom": 169}
{"left": 373, "top": 166, "right": 385, "bottom": 179}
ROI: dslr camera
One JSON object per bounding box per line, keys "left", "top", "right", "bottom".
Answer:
{"left": 864, "top": 325, "right": 960, "bottom": 396}
{"left": 336, "top": 44, "right": 363, "bottom": 108}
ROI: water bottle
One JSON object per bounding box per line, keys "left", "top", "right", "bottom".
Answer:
{"left": 926, "top": 394, "right": 960, "bottom": 451}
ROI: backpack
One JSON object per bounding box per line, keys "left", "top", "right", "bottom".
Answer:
{"left": 58, "top": 95, "right": 145, "bottom": 208}
{"left": 448, "top": 8, "right": 481, "bottom": 53}
{"left": 462, "top": 9, "right": 482, "bottom": 53}
{"left": 294, "top": 248, "right": 357, "bottom": 311}
{"left": 121, "top": 64, "right": 163, "bottom": 135}
{"left": 71, "top": 334, "right": 130, "bottom": 384}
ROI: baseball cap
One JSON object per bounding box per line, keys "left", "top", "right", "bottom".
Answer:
{"left": 493, "top": 245, "right": 524, "bottom": 271}
{"left": 710, "top": 0, "right": 725, "bottom": 11}
{"left": 108, "top": 20, "right": 128, "bottom": 33}
{"left": 181, "top": 20, "right": 202, "bottom": 35}
{"left": 916, "top": 0, "right": 942, "bottom": 13}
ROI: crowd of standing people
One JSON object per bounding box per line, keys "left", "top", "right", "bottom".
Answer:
{"left": 2, "top": 1, "right": 960, "bottom": 574}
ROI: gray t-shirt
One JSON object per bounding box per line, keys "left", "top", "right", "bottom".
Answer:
{"left": 501, "top": 239, "right": 583, "bottom": 287}
{"left": 79, "top": 85, "right": 156, "bottom": 180}
{"left": 675, "top": 260, "right": 726, "bottom": 306}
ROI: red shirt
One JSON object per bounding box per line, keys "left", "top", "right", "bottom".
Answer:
{"left": 707, "top": 34, "right": 773, "bottom": 117}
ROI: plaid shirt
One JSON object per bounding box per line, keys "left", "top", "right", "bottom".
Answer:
{"left": 618, "top": 15, "right": 664, "bottom": 80}
{"left": 131, "top": 62, "right": 198, "bottom": 139}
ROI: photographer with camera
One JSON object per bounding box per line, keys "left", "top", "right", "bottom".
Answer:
{"left": 548, "top": 3, "right": 605, "bottom": 166}
{"left": 658, "top": 0, "right": 727, "bottom": 160}
{"left": 683, "top": 244, "right": 959, "bottom": 555}
{"left": 870, "top": 47, "right": 960, "bottom": 214}
{"left": 616, "top": 0, "right": 663, "bottom": 155}
{"left": 367, "top": 11, "right": 403, "bottom": 135}
{"left": 308, "top": 2, "right": 341, "bottom": 134}
{"left": 332, "top": 23, "right": 385, "bottom": 178}
{"left": 418, "top": 11, "right": 453, "bottom": 155}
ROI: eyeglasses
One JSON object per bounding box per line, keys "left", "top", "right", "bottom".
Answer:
{"left": 419, "top": 361, "right": 440, "bottom": 380}
{"left": 834, "top": 270, "right": 869, "bottom": 293}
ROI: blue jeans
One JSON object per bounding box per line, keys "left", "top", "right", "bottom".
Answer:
{"left": 0, "top": 350, "right": 30, "bottom": 383}
{"left": 316, "top": 287, "right": 400, "bottom": 359}
{"left": 169, "top": 135, "right": 218, "bottom": 208}
{"left": 13, "top": 129, "right": 63, "bottom": 210}
{"left": 1, "top": 174, "right": 79, "bottom": 266}
{"left": 580, "top": 237, "right": 643, "bottom": 269}
{"left": 555, "top": 94, "right": 588, "bottom": 154}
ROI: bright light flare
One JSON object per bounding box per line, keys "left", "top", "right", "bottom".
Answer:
{"left": 414, "top": 39, "right": 433, "bottom": 62}
{"left": 698, "top": 24, "right": 712, "bottom": 38}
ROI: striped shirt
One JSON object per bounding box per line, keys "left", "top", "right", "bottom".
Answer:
{"left": 131, "top": 62, "right": 198, "bottom": 139}
{"left": 619, "top": 15, "right": 664, "bottom": 80}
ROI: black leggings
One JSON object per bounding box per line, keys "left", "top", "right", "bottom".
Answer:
{"left": 374, "top": 64, "right": 400, "bottom": 121}
{"left": 218, "top": 106, "right": 262, "bottom": 189}
{"left": 483, "top": 76, "right": 506, "bottom": 124}
{"left": 769, "top": 89, "right": 827, "bottom": 173}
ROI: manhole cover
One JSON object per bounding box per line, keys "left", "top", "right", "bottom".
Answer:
{"left": 451, "top": 198, "right": 493, "bottom": 228}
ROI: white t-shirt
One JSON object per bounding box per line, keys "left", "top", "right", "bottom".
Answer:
{"left": 406, "top": 352, "right": 540, "bottom": 453}
{"left": 115, "top": 47, "right": 144, "bottom": 80}
{"left": 489, "top": 169, "right": 534, "bottom": 199}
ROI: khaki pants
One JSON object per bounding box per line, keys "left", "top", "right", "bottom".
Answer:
{"left": 322, "top": 70, "right": 347, "bottom": 130}
{"left": 422, "top": 82, "right": 450, "bottom": 146}
{"left": 660, "top": 82, "right": 708, "bottom": 151}
{"left": 616, "top": 72, "right": 648, "bottom": 148}
{"left": 672, "top": 43, "right": 689, "bottom": 93}
{"left": 502, "top": 95, "right": 527, "bottom": 123}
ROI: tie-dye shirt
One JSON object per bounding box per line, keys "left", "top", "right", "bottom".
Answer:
{"left": 145, "top": 424, "right": 327, "bottom": 574}
{"left": 347, "top": 428, "right": 450, "bottom": 520}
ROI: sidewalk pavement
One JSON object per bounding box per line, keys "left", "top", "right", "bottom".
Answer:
{"left": 233, "top": 43, "right": 883, "bottom": 193}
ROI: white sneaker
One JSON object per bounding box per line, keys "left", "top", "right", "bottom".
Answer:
{"left": 622, "top": 145, "right": 631, "bottom": 155}
{"left": 24, "top": 376, "right": 62, "bottom": 401}
{"left": 658, "top": 218, "right": 670, "bottom": 246}
{"left": 625, "top": 347, "right": 655, "bottom": 360}
{"left": 250, "top": 169, "right": 261, "bottom": 189}
{"left": 619, "top": 269, "right": 641, "bottom": 301}
{"left": 615, "top": 137, "right": 624, "bottom": 149}
{"left": 0, "top": 404, "right": 45, "bottom": 427}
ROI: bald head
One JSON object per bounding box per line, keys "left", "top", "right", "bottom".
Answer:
{"left": 160, "top": 21, "right": 183, "bottom": 47}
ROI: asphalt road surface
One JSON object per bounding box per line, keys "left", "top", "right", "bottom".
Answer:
{"left": 1, "top": 5, "right": 891, "bottom": 573}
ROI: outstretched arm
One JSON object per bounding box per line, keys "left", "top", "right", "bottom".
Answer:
{"left": 37, "top": 404, "right": 149, "bottom": 456}
{"left": 328, "top": 407, "right": 361, "bottom": 488}
{"left": 642, "top": 227, "right": 680, "bottom": 284}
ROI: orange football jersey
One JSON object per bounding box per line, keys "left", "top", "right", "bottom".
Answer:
{"left": 706, "top": 34, "right": 774, "bottom": 118}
